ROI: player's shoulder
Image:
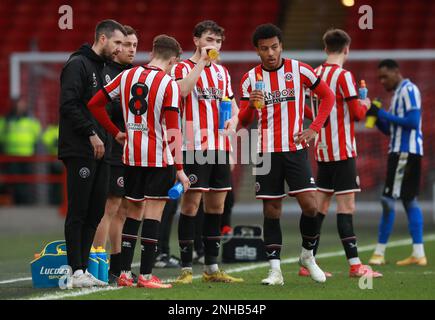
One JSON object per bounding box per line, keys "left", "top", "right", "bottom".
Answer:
{"left": 400, "top": 79, "right": 419, "bottom": 94}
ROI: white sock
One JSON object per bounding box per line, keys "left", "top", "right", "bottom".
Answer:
{"left": 205, "top": 264, "right": 219, "bottom": 274}
{"left": 412, "top": 244, "right": 425, "bottom": 258}
{"left": 73, "top": 269, "right": 83, "bottom": 277}
{"left": 374, "top": 243, "right": 387, "bottom": 256}
{"left": 300, "top": 247, "right": 314, "bottom": 259}
{"left": 269, "top": 259, "right": 281, "bottom": 271}
{"left": 348, "top": 257, "right": 362, "bottom": 266}
{"left": 181, "top": 267, "right": 192, "bottom": 272}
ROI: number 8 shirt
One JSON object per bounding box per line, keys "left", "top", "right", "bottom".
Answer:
{"left": 101, "top": 65, "right": 181, "bottom": 168}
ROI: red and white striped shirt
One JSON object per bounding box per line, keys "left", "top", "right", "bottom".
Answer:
{"left": 171, "top": 60, "right": 233, "bottom": 151}
{"left": 103, "top": 65, "right": 181, "bottom": 167}
{"left": 240, "top": 58, "right": 320, "bottom": 153}
{"left": 310, "top": 63, "right": 358, "bottom": 162}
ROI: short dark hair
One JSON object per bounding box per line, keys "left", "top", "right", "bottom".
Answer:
{"left": 95, "top": 19, "right": 127, "bottom": 41}
{"left": 193, "top": 20, "right": 225, "bottom": 41}
{"left": 323, "top": 28, "right": 351, "bottom": 53}
{"left": 252, "top": 23, "right": 282, "bottom": 47}
{"left": 378, "top": 59, "right": 399, "bottom": 70}
{"left": 123, "top": 25, "right": 138, "bottom": 39}
{"left": 152, "top": 35, "right": 182, "bottom": 60}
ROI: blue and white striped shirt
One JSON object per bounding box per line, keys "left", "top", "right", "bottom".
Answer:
{"left": 389, "top": 79, "right": 423, "bottom": 155}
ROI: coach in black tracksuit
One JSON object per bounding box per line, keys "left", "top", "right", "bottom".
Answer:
{"left": 59, "top": 20, "right": 126, "bottom": 276}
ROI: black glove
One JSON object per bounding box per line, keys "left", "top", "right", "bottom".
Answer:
{"left": 366, "top": 99, "right": 382, "bottom": 117}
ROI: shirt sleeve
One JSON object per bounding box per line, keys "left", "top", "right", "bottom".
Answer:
{"left": 171, "top": 63, "right": 188, "bottom": 81}
{"left": 299, "top": 62, "right": 320, "bottom": 90}
{"left": 402, "top": 84, "right": 421, "bottom": 112}
{"left": 103, "top": 71, "right": 123, "bottom": 101}
{"left": 339, "top": 71, "right": 358, "bottom": 100}
{"left": 224, "top": 67, "right": 234, "bottom": 99}
{"left": 238, "top": 72, "right": 255, "bottom": 127}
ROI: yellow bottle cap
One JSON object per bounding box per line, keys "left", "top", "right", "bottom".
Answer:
{"left": 96, "top": 246, "right": 105, "bottom": 253}
{"left": 222, "top": 96, "right": 231, "bottom": 102}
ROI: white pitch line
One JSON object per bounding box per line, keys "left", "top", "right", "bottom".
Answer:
{"left": 0, "top": 277, "right": 32, "bottom": 285}
{"left": 26, "top": 286, "right": 122, "bottom": 300}
{"left": 11, "top": 233, "right": 435, "bottom": 300}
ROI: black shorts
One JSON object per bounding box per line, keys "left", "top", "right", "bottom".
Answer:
{"left": 383, "top": 152, "right": 421, "bottom": 200}
{"left": 317, "top": 158, "right": 361, "bottom": 195}
{"left": 255, "top": 149, "right": 317, "bottom": 199}
{"left": 109, "top": 165, "right": 125, "bottom": 197}
{"left": 124, "top": 165, "right": 176, "bottom": 201}
{"left": 183, "top": 150, "right": 231, "bottom": 192}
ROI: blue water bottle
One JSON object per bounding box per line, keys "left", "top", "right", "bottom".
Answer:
{"left": 96, "top": 246, "right": 108, "bottom": 283}
{"left": 254, "top": 74, "right": 265, "bottom": 109}
{"left": 358, "top": 79, "right": 368, "bottom": 99}
{"left": 219, "top": 97, "right": 232, "bottom": 130}
{"left": 88, "top": 246, "right": 99, "bottom": 279}
{"left": 168, "top": 181, "right": 184, "bottom": 200}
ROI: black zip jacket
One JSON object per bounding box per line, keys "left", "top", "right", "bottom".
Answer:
{"left": 102, "top": 60, "right": 132, "bottom": 166}
{"left": 58, "top": 43, "right": 111, "bottom": 160}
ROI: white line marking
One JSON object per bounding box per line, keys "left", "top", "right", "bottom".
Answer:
{"left": 9, "top": 234, "right": 435, "bottom": 300}
{"left": 0, "top": 277, "right": 32, "bottom": 285}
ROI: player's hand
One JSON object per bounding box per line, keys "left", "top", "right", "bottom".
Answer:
{"left": 367, "top": 99, "right": 382, "bottom": 117}
{"left": 89, "top": 134, "right": 105, "bottom": 159}
{"left": 115, "top": 131, "right": 126, "bottom": 145}
{"left": 295, "top": 128, "right": 317, "bottom": 145}
{"left": 249, "top": 90, "right": 264, "bottom": 109}
{"left": 359, "top": 97, "right": 371, "bottom": 109}
{"left": 176, "top": 169, "right": 191, "bottom": 192}
{"left": 199, "top": 46, "right": 217, "bottom": 62}
{"left": 223, "top": 116, "right": 238, "bottom": 136}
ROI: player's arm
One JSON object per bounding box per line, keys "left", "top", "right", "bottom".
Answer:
{"left": 375, "top": 117, "right": 390, "bottom": 136}
{"left": 368, "top": 86, "right": 420, "bottom": 130}
{"left": 163, "top": 81, "right": 190, "bottom": 191}
{"left": 308, "top": 80, "right": 335, "bottom": 133}
{"left": 173, "top": 47, "right": 214, "bottom": 97}
{"left": 339, "top": 71, "right": 369, "bottom": 121}
{"left": 59, "top": 59, "right": 96, "bottom": 136}
{"left": 237, "top": 73, "right": 257, "bottom": 127}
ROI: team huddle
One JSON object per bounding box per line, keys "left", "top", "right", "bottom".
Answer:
{"left": 59, "top": 19, "right": 426, "bottom": 289}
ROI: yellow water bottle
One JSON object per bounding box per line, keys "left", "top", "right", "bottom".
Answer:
{"left": 365, "top": 99, "right": 382, "bottom": 129}
{"left": 207, "top": 48, "right": 219, "bottom": 60}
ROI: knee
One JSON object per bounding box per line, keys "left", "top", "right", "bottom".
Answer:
{"left": 264, "top": 200, "right": 282, "bottom": 219}
{"left": 381, "top": 196, "right": 395, "bottom": 213}
{"left": 300, "top": 201, "right": 317, "bottom": 217}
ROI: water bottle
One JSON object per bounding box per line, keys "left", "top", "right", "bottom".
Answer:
{"left": 219, "top": 97, "right": 232, "bottom": 130}
{"left": 95, "top": 246, "right": 108, "bottom": 283}
{"left": 88, "top": 246, "right": 99, "bottom": 279}
{"left": 358, "top": 79, "right": 368, "bottom": 99}
{"left": 207, "top": 48, "right": 219, "bottom": 60}
{"left": 168, "top": 181, "right": 184, "bottom": 200}
{"left": 254, "top": 74, "right": 265, "bottom": 109}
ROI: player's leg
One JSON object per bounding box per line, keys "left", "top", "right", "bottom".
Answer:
{"left": 108, "top": 198, "right": 127, "bottom": 280}
{"left": 193, "top": 198, "right": 205, "bottom": 264}
{"left": 93, "top": 165, "right": 124, "bottom": 248}
{"left": 396, "top": 154, "right": 426, "bottom": 266}
{"left": 135, "top": 166, "right": 175, "bottom": 289}
{"left": 370, "top": 153, "right": 398, "bottom": 264}
{"left": 137, "top": 199, "right": 171, "bottom": 288}
{"left": 201, "top": 150, "right": 243, "bottom": 283}
{"left": 285, "top": 149, "right": 325, "bottom": 283}
{"left": 311, "top": 161, "right": 335, "bottom": 257}
{"left": 256, "top": 152, "right": 285, "bottom": 285}
{"left": 117, "top": 166, "right": 146, "bottom": 286}
{"left": 93, "top": 196, "right": 122, "bottom": 248}
{"left": 155, "top": 199, "right": 181, "bottom": 268}
{"left": 175, "top": 190, "right": 202, "bottom": 284}
{"left": 221, "top": 187, "right": 234, "bottom": 235}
